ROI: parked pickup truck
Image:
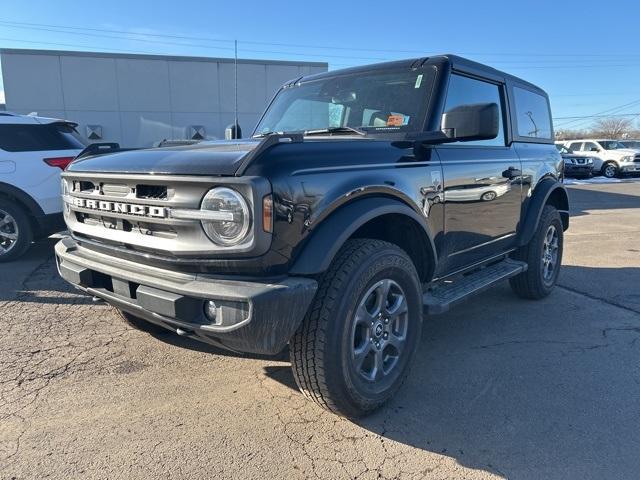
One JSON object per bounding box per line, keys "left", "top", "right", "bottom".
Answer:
{"left": 56, "top": 55, "right": 569, "bottom": 417}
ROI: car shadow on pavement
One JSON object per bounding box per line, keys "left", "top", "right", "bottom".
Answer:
{"left": 263, "top": 279, "right": 640, "bottom": 479}
{"left": 150, "top": 330, "right": 290, "bottom": 361}
{"left": 568, "top": 185, "right": 640, "bottom": 217}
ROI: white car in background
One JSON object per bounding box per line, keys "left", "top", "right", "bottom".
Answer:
{"left": 0, "top": 112, "right": 84, "bottom": 262}
{"left": 562, "top": 139, "right": 640, "bottom": 178}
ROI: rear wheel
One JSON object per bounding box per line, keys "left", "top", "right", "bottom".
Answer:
{"left": 0, "top": 200, "right": 33, "bottom": 263}
{"left": 290, "top": 239, "right": 423, "bottom": 417}
{"left": 510, "top": 205, "right": 563, "bottom": 299}
{"left": 602, "top": 162, "right": 618, "bottom": 178}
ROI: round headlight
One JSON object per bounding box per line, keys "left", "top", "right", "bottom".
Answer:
{"left": 200, "top": 187, "right": 251, "bottom": 246}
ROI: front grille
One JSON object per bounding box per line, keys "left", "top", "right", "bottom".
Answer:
{"left": 62, "top": 172, "right": 218, "bottom": 255}
{"left": 136, "top": 184, "right": 168, "bottom": 200}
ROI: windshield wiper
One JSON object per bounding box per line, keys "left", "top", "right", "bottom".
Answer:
{"left": 252, "top": 130, "right": 285, "bottom": 138}
{"left": 304, "top": 126, "right": 367, "bottom": 137}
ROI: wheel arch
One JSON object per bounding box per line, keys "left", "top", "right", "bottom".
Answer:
{"left": 517, "top": 179, "right": 569, "bottom": 247}
{"left": 289, "top": 196, "right": 437, "bottom": 282}
{"left": 0, "top": 182, "right": 44, "bottom": 225}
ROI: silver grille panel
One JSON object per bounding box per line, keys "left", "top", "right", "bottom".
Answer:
{"left": 62, "top": 172, "right": 264, "bottom": 256}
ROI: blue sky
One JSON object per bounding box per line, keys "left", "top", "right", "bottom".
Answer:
{"left": 1, "top": 0, "right": 639, "bottom": 131}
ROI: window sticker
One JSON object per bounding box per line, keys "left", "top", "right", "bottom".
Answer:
{"left": 387, "top": 114, "right": 406, "bottom": 126}
{"left": 415, "top": 74, "right": 423, "bottom": 89}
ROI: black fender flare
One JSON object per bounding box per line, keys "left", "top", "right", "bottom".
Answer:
{"left": 517, "top": 178, "right": 569, "bottom": 247}
{"left": 289, "top": 196, "right": 437, "bottom": 276}
{"left": 0, "top": 182, "right": 45, "bottom": 218}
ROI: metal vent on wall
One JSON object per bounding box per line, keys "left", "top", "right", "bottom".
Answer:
{"left": 86, "top": 125, "right": 103, "bottom": 140}
{"left": 188, "top": 125, "right": 206, "bottom": 140}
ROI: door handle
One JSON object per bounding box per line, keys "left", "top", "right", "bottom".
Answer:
{"left": 502, "top": 167, "right": 522, "bottom": 179}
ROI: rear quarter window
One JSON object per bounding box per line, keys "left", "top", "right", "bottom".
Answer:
{"left": 0, "top": 123, "right": 85, "bottom": 152}
{"left": 513, "top": 87, "right": 552, "bottom": 140}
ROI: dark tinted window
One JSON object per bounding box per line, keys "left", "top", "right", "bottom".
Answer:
{"left": 443, "top": 74, "right": 505, "bottom": 147}
{"left": 0, "top": 123, "right": 85, "bottom": 152}
{"left": 568, "top": 141, "right": 583, "bottom": 151}
{"left": 583, "top": 142, "right": 599, "bottom": 152}
{"left": 513, "top": 87, "right": 552, "bottom": 139}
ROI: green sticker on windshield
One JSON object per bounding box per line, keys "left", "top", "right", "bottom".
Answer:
{"left": 415, "top": 74, "right": 423, "bottom": 89}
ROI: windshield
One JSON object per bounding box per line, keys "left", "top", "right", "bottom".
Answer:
{"left": 622, "top": 140, "right": 640, "bottom": 148}
{"left": 600, "top": 140, "right": 627, "bottom": 150}
{"left": 254, "top": 67, "right": 435, "bottom": 137}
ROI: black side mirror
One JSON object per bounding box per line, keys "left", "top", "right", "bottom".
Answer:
{"left": 441, "top": 102, "right": 499, "bottom": 142}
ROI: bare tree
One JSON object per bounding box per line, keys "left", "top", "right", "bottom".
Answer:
{"left": 591, "top": 117, "right": 634, "bottom": 139}
{"left": 554, "top": 128, "right": 590, "bottom": 140}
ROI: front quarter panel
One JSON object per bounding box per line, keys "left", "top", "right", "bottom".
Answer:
{"left": 244, "top": 140, "right": 445, "bottom": 272}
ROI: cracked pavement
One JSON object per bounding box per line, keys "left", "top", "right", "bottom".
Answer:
{"left": 1, "top": 182, "right": 639, "bottom": 480}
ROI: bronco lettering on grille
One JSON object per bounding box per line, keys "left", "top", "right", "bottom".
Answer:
{"left": 71, "top": 197, "right": 167, "bottom": 218}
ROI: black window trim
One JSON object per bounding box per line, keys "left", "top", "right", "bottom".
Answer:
{"left": 508, "top": 82, "right": 554, "bottom": 144}
{"left": 436, "top": 69, "right": 512, "bottom": 150}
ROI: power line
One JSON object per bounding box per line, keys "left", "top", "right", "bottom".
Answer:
{"left": 3, "top": 19, "right": 640, "bottom": 64}
{"left": 553, "top": 113, "right": 640, "bottom": 120}
{"left": 553, "top": 98, "right": 640, "bottom": 128}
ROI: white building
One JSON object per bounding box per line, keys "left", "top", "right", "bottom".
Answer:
{"left": 0, "top": 48, "right": 327, "bottom": 147}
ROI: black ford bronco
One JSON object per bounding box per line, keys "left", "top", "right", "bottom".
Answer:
{"left": 56, "top": 55, "right": 568, "bottom": 417}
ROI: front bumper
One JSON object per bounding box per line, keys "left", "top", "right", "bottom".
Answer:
{"left": 620, "top": 163, "right": 640, "bottom": 173}
{"left": 563, "top": 164, "right": 593, "bottom": 177}
{"left": 55, "top": 238, "right": 317, "bottom": 355}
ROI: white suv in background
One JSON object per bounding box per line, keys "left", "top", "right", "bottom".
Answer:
{"left": 0, "top": 112, "right": 85, "bottom": 262}
{"left": 563, "top": 139, "right": 640, "bottom": 178}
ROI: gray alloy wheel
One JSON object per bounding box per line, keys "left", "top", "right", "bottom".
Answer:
{"left": 541, "top": 224, "right": 560, "bottom": 285}
{"left": 350, "top": 279, "right": 409, "bottom": 383}
{"left": 602, "top": 162, "right": 618, "bottom": 178}
{"left": 0, "top": 209, "right": 19, "bottom": 257}
{"left": 481, "top": 191, "right": 497, "bottom": 201}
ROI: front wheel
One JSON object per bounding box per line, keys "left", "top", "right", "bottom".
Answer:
{"left": 510, "top": 205, "right": 563, "bottom": 299}
{"left": 290, "top": 239, "right": 423, "bottom": 417}
{"left": 602, "top": 162, "right": 618, "bottom": 178}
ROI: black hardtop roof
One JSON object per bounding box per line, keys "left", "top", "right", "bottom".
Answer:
{"left": 295, "top": 54, "right": 547, "bottom": 97}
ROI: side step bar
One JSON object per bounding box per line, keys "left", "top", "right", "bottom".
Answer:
{"left": 423, "top": 259, "right": 527, "bottom": 315}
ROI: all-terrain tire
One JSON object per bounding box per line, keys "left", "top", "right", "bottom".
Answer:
{"left": 290, "top": 239, "right": 423, "bottom": 418}
{"left": 509, "top": 205, "right": 563, "bottom": 299}
{"left": 0, "top": 199, "right": 33, "bottom": 263}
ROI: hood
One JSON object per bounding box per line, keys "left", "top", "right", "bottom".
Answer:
{"left": 610, "top": 148, "right": 639, "bottom": 157}
{"left": 67, "top": 140, "right": 261, "bottom": 176}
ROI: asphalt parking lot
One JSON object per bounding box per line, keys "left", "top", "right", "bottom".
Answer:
{"left": 1, "top": 181, "right": 639, "bottom": 480}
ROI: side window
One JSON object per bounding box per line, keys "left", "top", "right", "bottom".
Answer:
{"left": 442, "top": 74, "right": 505, "bottom": 147}
{"left": 513, "top": 87, "right": 552, "bottom": 139}
{"left": 569, "top": 142, "right": 583, "bottom": 152}
{"left": 583, "top": 141, "right": 598, "bottom": 152}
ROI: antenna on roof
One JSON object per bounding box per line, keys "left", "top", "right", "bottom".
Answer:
{"left": 234, "top": 40, "right": 239, "bottom": 139}
{"left": 225, "top": 40, "right": 242, "bottom": 140}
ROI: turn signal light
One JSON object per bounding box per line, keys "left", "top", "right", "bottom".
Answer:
{"left": 263, "top": 194, "right": 273, "bottom": 233}
{"left": 43, "top": 156, "right": 75, "bottom": 171}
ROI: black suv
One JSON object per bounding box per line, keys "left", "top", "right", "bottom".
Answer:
{"left": 56, "top": 55, "right": 568, "bottom": 417}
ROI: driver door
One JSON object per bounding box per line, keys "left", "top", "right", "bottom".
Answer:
{"left": 435, "top": 73, "right": 522, "bottom": 274}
